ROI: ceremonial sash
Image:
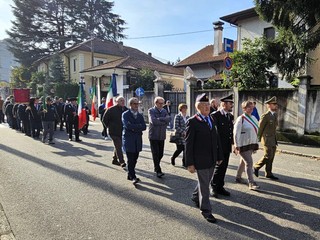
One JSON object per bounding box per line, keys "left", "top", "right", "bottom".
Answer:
{"left": 242, "top": 114, "right": 259, "bottom": 134}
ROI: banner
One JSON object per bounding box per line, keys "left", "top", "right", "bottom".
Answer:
{"left": 13, "top": 89, "right": 30, "bottom": 103}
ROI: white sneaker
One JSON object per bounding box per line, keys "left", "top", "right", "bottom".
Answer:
{"left": 104, "top": 137, "right": 110, "bottom": 140}
{"left": 249, "top": 182, "right": 260, "bottom": 190}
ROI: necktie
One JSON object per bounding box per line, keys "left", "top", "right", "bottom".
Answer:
{"left": 205, "top": 116, "right": 212, "bottom": 129}
{"left": 226, "top": 113, "right": 230, "bottom": 121}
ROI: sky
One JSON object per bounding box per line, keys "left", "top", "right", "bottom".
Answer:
{"left": 0, "top": 0, "right": 255, "bottom": 62}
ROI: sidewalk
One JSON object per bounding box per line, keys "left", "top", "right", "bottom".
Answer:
{"left": 274, "top": 142, "right": 320, "bottom": 160}
{"left": 0, "top": 203, "right": 15, "bottom": 240}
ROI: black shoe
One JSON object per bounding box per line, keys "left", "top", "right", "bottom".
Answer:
{"left": 266, "top": 175, "right": 279, "bottom": 180}
{"left": 218, "top": 188, "right": 230, "bottom": 196}
{"left": 121, "top": 163, "right": 127, "bottom": 168}
{"left": 133, "top": 178, "right": 140, "bottom": 185}
{"left": 112, "top": 160, "right": 121, "bottom": 166}
{"left": 204, "top": 214, "right": 217, "bottom": 223}
{"left": 127, "top": 175, "right": 133, "bottom": 181}
{"left": 171, "top": 157, "right": 175, "bottom": 166}
{"left": 210, "top": 189, "right": 219, "bottom": 198}
{"left": 191, "top": 197, "right": 199, "bottom": 208}
{"left": 75, "top": 139, "right": 82, "bottom": 142}
{"left": 156, "top": 172, "right": 164, "bottom": 178}
{"left": 254, "top": 168, "right": 259, "bottom": 177}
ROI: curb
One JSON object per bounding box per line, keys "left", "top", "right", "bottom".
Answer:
{"left": 276, "top": 149, "right": 320, "bottom": 160}
{"left": 0, "top": 203, "right": 15, "bottom": 240}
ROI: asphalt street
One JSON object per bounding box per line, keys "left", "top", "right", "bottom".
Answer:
{"left": 0, "top": 120, "right": 319, "bottom": 240}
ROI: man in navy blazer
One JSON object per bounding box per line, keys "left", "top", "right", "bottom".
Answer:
{"left": 186, "top": 93, "right": 224, "bottom": 223}
{"left": 122, "top": 97, "right": 146, "bottom": 185}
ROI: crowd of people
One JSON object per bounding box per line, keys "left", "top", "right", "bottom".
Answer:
{"left": 0, "top": 95, "right": 91, "bottom": 144}
{"left": 1, "top": 92, "right": 280, "bottom": 224}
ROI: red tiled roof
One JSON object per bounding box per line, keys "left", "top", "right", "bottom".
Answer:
{"left": 175, "top": 41, "right": 237, "bottom": 68}
{"left": 175, "top": 45, "right": 227, "bottom": 67}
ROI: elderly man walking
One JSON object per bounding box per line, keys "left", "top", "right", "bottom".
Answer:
{"left": 148, "top": 96, "right": 171, "bottom": 177}
{"left": 102, "top": 96, "right": 128, "bottom": 167}
{"left": 186, "top": 93, "right": 224, "bottom": 223}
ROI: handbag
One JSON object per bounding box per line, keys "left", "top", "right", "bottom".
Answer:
{"left": 169, "top": 132, "right": 178, "bottom": 143}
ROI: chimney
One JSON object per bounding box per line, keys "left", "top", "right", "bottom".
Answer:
{"left": 213, "top": 21, "right": 224, "bottom": 56}
{"left": 119, "top": 41, "right": 124, "bottom": 51}
{"left": 148, "top": 52, "right": 152, "bottom": 57}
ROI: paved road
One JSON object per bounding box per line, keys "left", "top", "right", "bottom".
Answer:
{"left": 0, "top": 121, "right": 319, "bottom": 240}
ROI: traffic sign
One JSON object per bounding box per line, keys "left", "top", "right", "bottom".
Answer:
{"left": 135, "top": 87, "right": 145, "bottom": 97}
{"left": 224, "top": 38, "right": 234, "bottom": 53}
{"left": 224, "top": 57, "right": 233, "bottom": 70}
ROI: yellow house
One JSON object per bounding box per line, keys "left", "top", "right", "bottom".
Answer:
{"left": 35, "top": 38, "right": 183, "bottom": 104}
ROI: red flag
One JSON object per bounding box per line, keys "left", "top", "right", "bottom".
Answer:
{"left": 91, "top": 86, "right": 97, "bottom": 121}
{"left": 77, "top": 82, "right": 87, "bottom": 130}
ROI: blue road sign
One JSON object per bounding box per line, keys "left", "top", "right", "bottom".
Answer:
{"left": 224, "top": 38, "right": 234, "bottom": 53}
{"left": 224, "top": 57, "right": 233, "bottom": 70}
{"left": 135, "top": 87, "right": 145, "bottom": 97}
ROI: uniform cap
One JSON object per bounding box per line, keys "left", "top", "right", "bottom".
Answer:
{"left": 69, "top": 97, "right": 77, "bottom": 101}
{"left": 265, "top": 96, "right": 277, "bottom": 104}
{"left": 196, "top": 93, "right": 209, "bottom": 103}
{"left": 220, "top": 94, "right": 234, "bottom": 102}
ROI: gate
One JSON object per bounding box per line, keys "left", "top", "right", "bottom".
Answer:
{"left": 164, "top": 91, "right": 186, "bottom": 115}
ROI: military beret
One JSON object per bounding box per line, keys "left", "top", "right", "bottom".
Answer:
{"left": 46, "top": 96, "right": 52, "bottom": 102}
{"left": 69, "top": 97, "right": 77, "bottom": 101}
{"left": 220, "top": 94, "right": 234, "bottom": 102}
{"left": 196, "top": 93, "right": 209, "bottom": 103}
{"left": 265, "top": 96, "right": 277, "bottom": 104}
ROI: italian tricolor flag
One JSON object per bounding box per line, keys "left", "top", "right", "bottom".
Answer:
{"left": 77, "top": 81, "right": 87, "bottom": 130}
{"left": 106, "top": 73, "right": 117, "bottom": 109}
{"left": 91, "top": 86, "right": 97, "bottom": 121}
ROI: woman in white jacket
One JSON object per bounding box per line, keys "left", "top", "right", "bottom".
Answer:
{"left": 233, "top": 101, "right": 260, "bottom": 190}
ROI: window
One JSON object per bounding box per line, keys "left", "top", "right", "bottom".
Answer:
{"left": 73, "top": 59, "right": 77, "bottom": 72}
{"left": 264, "top": 27, "right": 275, "bottom": 40}
{"left": 97, "top": 60, "right": 104, "bottom": 65}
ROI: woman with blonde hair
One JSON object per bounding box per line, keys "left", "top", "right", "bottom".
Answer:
{"left": 233, "top": 100, "right": 260, "bottom": 190}
{"left": 171, "top": 103, "right": 189, "bottom": 167}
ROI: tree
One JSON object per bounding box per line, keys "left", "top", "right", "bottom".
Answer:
{"left": 255, "top": 0, "right": 320, "bottom": 78}
{"left": 226, "top": 38, "right": 276, "bottom": 90}
{"left": 49, "top": 53, "right": 66, "bottom": 84}
{"left": 134, "top": 68, "right": 155, "bottom": 91}
{"left": 6, "top": 0, "right": 125, "bottom": 66}
{"left": 10, "top": 66, "right": 33, "bottom": 88}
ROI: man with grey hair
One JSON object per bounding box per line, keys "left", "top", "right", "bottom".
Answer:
{"left": 102, "top": 96, "right": 128, "bottom": 167}
{"left": 186, "top": 93, "right": 223, "bottom": 223}
{"left": 148, "top": 96, "right": 171, "bottom": 177}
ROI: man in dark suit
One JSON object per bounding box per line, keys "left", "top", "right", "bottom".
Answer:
{"left": 64, "top": 97, "right": 82, "bottom": 142}
{"left": 163, "top": 100, "right": 173, "bottom": 129}
{"left": 210, "top": 94, "right": 234, "bottom": 198}
{"left": 254, "top": 96, "right": 279, "bottom": 180}
{"left": 186, "top": 93, "right": 224, "bottom": 223}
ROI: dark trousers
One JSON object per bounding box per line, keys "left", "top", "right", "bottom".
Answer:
{"left": 68, "top": 120, "right": 80, "bottom": 140}
{"left": 22, "top": 119, "right": 31, "bottom": 136}
{"left": 126, "top": 152, "right": 139, "bottom": 179}
{"left": 30, "top": 120, "right": 41, "bottom": 138}
{"left": 0, "top": 110, "right": 4, "bottom": 123}
{"left": 110, "top": 135, "right": 125, "bottom": 164}
{"left": 172, "top": 144, "right": 185, "bottom": 166}
{"left": 150, "top": 139, "right": 165, "bottom": 173}
{"left": 211, "top": 151, "right": 230, "bottom": 190}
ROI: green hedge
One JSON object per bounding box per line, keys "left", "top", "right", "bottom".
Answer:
{"left": 277, "top": 132, "right": 320, "bottom": 146}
